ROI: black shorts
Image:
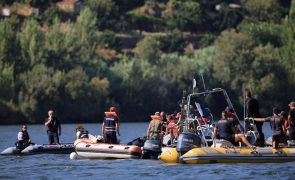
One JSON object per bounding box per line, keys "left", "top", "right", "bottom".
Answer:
{"left": 272, "top": 134, "right": 286, "bottom": 144}
{"left": 222, "top": 134, "right": 235, "bottom": 144}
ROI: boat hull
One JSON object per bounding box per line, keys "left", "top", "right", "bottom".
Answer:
{"left": 180, "top": 147, "right": 295, "bottom": 164}
{"left": 1, "top": 143, "right": 74, "bottom": 155}
{"left": 1, "top": 147, "right": 20, "bottom": 155}
{"left": 75, "top": 139, "right": 142, "bottom": 159}
{"left": 21, "top": 143, "right": 74, "bottom": 154}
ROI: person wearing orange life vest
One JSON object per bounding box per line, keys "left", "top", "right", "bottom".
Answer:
{"left": 165, "top": 115, "right": 179, "bottom": 143}
{"left": 147, "top": 112, "right": 164, "bottom": 140}
{"left": 102, "top": 106, "right": 120, "bottom": 144}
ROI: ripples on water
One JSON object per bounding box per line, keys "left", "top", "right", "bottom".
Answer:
{"left": 0, "top": 123, "right": 294, "bottom": 179}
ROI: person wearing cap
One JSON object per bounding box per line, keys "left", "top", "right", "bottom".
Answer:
{"left": 251, "top": 107, "right": 286, "bottom": 149}
{"left": 245, "top": 90, "right": 264, "bottom": 146}
{"left": 147, "top": 112, "right": 164, "bottom": 140}
{"left": 287, "top": 101, "right": 295, "bottom": 140}
{"left": 102, "top": 106, "right": 120, "bottom": 144}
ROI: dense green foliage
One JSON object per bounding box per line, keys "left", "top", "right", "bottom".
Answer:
{"left": 0, "top": 0, "right": 294, "bottom": 124}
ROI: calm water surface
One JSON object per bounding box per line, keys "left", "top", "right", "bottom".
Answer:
{"left": 0, "top": 123, "right": 294, "bottom": 180}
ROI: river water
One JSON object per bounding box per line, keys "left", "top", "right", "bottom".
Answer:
{"left": 0, "top": 123, "right": 294, "bottom": 180}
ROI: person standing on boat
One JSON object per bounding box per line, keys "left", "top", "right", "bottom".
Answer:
{"left": 165, "top": 115, "right": 179, "bottom": 144}
{"left": 287, "top": 101, "right": 295, "bottom": 140}
{"left": 160, "top": 111, "right": 167, "bottom": 132}
{"left": 15, "top": 125, "right": 34, "bottom": 152}
{"left": 251, "top": 107, "right": 286, "bottom": 149}
{"left": 214, "top": 111, "right": 253, "bottom": 147}
{"left": 45, "top": 110, "right": 61, "bottom": 144}
{"left": 147, "top": 112, "right": 164, "bottom": 140}
{"left": 245, "top": 90, "right": 265, "bottom": 146}
{"left": 102, "top": 106, "right": 120, "bottom": 144}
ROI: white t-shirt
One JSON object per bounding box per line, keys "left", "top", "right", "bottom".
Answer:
{"left": 17, "top": 132, "right": 23, "bottom": 140}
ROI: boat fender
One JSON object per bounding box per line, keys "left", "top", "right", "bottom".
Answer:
{"left": 70, "top": 152, "right": 78, "bottom": 160}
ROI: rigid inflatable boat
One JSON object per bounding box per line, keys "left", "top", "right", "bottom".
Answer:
{"left": 180, "top": 146, "right": 295, "bottom": 164}
{"left": 74, "top": 139, "right": 142, "bottom": 159}
{"left": 1, "top": 143, "right": 74, "bottom": 155}
{"left": 160, "top": 139, "right": 295, "bottom": 164}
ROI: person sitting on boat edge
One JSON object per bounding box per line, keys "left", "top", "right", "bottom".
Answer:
{"left": 225, "top": 106, "right": 244, "bottom": 133}
{"left": 214, "top": 111, "right": 253, "bottom": 147}
{"left": 15, "top": 125, "right": 34, "bottom": 152}
{"left": 102, "top": 106, "right": 120, "bottom": 144}
{"left": 76, "top": 125, "right": 89, "bottom": 139}
{"left": 250, "top": 107, "right": 287, "bottom": 149}
{"left": 147, "top": 112, "right": 164, "bottom": 140}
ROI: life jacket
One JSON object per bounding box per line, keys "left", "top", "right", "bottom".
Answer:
{"left": 104, "top": 112, "right": 118, "bottom": 130}
{"left": 77, "top": 130, "right": 89, "bottom": 139}
{"left": 21, "top": 131, "right": 30, "bottom": 141}
{"left": 150, "top": 115, "right": 162, "bottom": 120}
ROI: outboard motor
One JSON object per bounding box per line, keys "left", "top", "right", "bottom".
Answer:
{"left": 176, "top": 132, "right": 202, "bottom": 155}
{"left": 142, "top": 139, "right": 162, "bottom": 159}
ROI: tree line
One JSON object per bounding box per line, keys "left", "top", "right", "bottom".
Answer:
{"left": 0, "top": 0, "right": 295, "bottom": 124}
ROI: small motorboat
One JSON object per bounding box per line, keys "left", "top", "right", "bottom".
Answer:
{"left": 1, "top": 143, "right": 74, "bottom": 155}
{"left": 21, "top": 143, "right": 74, "bottom": 154}
{"left": 74, "top": 139, "right": 142, "bottom": 159}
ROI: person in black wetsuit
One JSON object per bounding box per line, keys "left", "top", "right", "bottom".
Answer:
{"left": 214, "top": 111, "right": 253, "bottom": 147}
{"left": 45, "top": 110, "right": 61, "bottom": 144}
{"left": 252, "top": 107, "right": 286, "bottom": 149}
{"left": 245, "top": 90, "right": 265, "bottom": 146}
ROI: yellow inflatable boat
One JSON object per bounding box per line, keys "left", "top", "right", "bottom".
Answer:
{"left": 160, "top": 146, "right": 295, "bottom": 164}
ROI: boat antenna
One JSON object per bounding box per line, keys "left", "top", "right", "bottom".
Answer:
{"left": 201, "top": 73, "right": 206, "bottom": 91}
{"left": 243, "top": 89, "right": 246, "bottom": 119}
